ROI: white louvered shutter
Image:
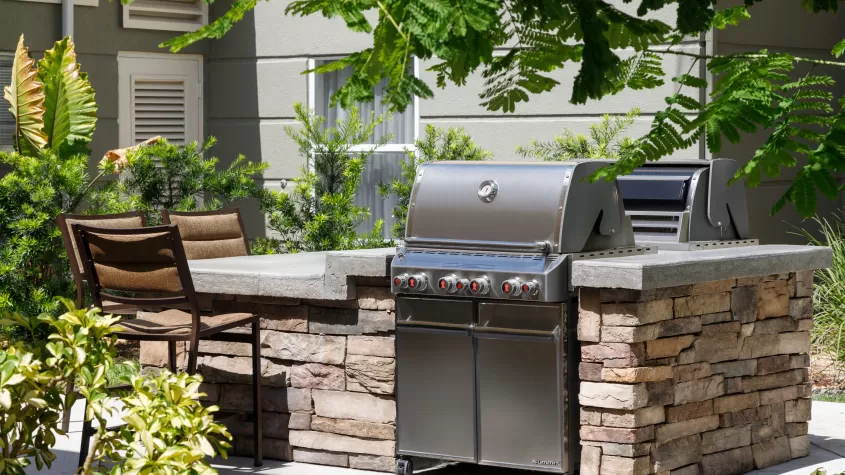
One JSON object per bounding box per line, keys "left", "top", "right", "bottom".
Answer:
{"left": 123, "top": 0, "right": 208, "bottom": 32}
{"left": 131, "top": 76, "right": 188, "bottom": 144}
{"left": 0, "top": 54, "right": 14, "bottom": 151}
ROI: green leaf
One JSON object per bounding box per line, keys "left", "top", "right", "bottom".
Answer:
{"left": 791, "top": 174, "right": 817, "bottom": 218}
{"left": 3, "top": 35, "right": 47, "bottom": 153}
{"left": 833, "top": 38, "right": 845, "bottom": 58}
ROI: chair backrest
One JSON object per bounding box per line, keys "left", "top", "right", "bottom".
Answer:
{"left": 161, "top": 208, "right": 250, "bottom": 260}
{"left": 57, "top": 212, "right": 147, "bottom": 283}
{"left": 72, "top": 224, "right": 199, "bottom": 311}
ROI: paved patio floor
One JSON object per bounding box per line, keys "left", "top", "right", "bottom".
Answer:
{"left": 29, "top": 401, "right": 845, "bottom": 475}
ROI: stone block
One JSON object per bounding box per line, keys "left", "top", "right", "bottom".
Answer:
{"left": 786, "top": 422, "right": 808, "bottom": 437}
{"left": 671, "top": 465, "right": 700, "bottom": 475}
{"left": 581, "top": 445, "right": 602, "bottom": 475}
{"left": 700, "top": 446, "right": 753, "bottom": 475}
{"left": 601, "top": 299, "right": 674, "bottom": 326}
{"left": 582, "top": 408, "right": 602, "bottom": 426}
{"left": 219, "top": 385, "right": 312, "bottom": 413}
{"left": 265, "top": 333, "right": 346, "bottom": 364}
{"left": 673, "top": 363, "right": 711, "bottom": 383}
{"left": 711, "top": 360, "right": 757, "bottom": 378}
{"left": 647, "top": 380, "right": 675, "bottom": 406}
{"left": 753, "top": 317, "right": 796, "bottom": 335}
{"left": 347, "top": 336, "right": 395, "bottom": 358}
{"left": 797, "top": 383, "right": 812, "bottom": 398}
{"left": 600, "top": 455, "right": 650, "bottom": 475}
{"left": 751, "top": 407, "right": 785, "bottom": 443}
{"left": 756, "top": 355, "right": 791, "bottom": 375}
{"left": 357, "top": 287, "right": 395, "bottom": 311}
{"left": 215, "top": 299, "right": 308, "bottom": 332}
{"left": 349, "top": 455, "right": 396, "bottom": 472}
{"left": 692, "top": 280, "right": 736, "bottom": 295}
{"left": 675, "top": 292, "right": 731, "bottom": 318}
{"left": 702, "top": 312, "right": 734, "bottom": 325}
{"left": 793, "top": 270, "right": 814, "bottom": 297}
{"left": 752, "top": 436, "right": 790, "bottom": 468}
{"left": 346, "top": 354, "right": 395, "bottom": 395}
{"left": 199, "top": 383, "right": 219, "bottom": 402}
{"left": 724, "top": 377, "right": 743, "bottom": 394}
{"left": 720, "top": 405, "right": 771, "bottom": 428}
{"left": 234, "top": 436, "right": 293, "bottom": 460}
{"left": 600, "top": 406, "right": 665, "bottom": 428}
{"left": 292, "top": 448, "right": 349, "bottom": 467}
{"left": 599, "top": 288, "right": 641, "bottom": 303}
{"left": 647, "top": 336, "right": 695, "bottom": 360}
{"left": 582, "top": 441, "right": 651, "bottom": 457}
{"left": 700, "top": 321, "right": 741, "bottom": 335}
{"left": 785, "top": 398, "right": 811, "bottom": 423}
{"left": 580, "top": 382, "right": 649, "bottom": 410}
{"left": 601, "top": 325, "right": 658, "bottom": 343}
{"left": 290, "top": 363, "right": 346, "bottom": 390}
{"left": 289, "top": 412, "right": 311, "bottom": 430}
{"left": 311, "top": 416, "right": 395, "bottom": 440}
{"left": 198, "top": 340, "right": 251, "bottom": 357}
{"left": 741, "top": 324, "right": 755, "bottom": 337}
{"left": 657, "top": 316, "right": 703, "bottom": 338}
{"left": 789, "top": 435, "right": 810, "bottom": 458}
{"left": 601, "top": 366, "right": 672, "bottom": 383}
{"left": 714, "top": 392, "right": 760, "bottom": 414}
{"left": 740, "top": 332, "right": 810, "bottom": 358}
{"left": 797, "top": 319, "right": 813, "bottom": 331}
{"left": 742, "top": 369, "right": 806, "bottom": 393}
{"left": 759, "top": 386, "right": 799, "bottom": 405}
{"left": 666, "top": 400, "right": 713, "bottom": 423}
{"left": 732, "top": 286, "right": 760, "bottom": 324}
{"left": 701, "top": 425, "right": 751, "bottom": 454}
{"left": 652, "top": 434, "right": 702, "bottom": 472}
{"left": 312, "top": 390, "right": 396, "bottom": 424}
{"left": 140, "top": 341, "right": 184, "bottom": 368}
{"left": 580, "top": 288, "right": 602, "bottom": 342}
{"left": 196, "top": 356, "right": 263, "bottom": 385}
{"left": 788, "top": 298, "right": 813, "bottom": 320}
{"left": 582, "top": 343, "right": 646, "bottom": 368}
{"left": 695, "top": 333, "right": 740, "bottom": 363}
{"left": 655, "top": 415, "right": 719, "bottom": 444}
{"left": 580, "top": 425, "right": 654, "bottom": 443}
{"left": 289, "top": 430, "right": 396, "bottom": 457}
{"left": 309, "top": 308, "right": 395, "bottom": 335}
{"left": 758, "top": 281, "right": 789, "bottom": 319}
{"left": 228, "top": 412, "right": 291, "bottom": 440}
{"left": 737, "top": 277, "right": 765, "bottom": 286}
{"left": 674, "top": 375, "right": 725, "bottom": 406}
{"left": 677, "top": 348, "right": 697, "bottom": 365}
{"left": 581, "top": 362, "right": 603, "bottom": 381}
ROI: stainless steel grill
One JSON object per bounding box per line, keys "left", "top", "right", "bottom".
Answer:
{"left": 617, "top": 158, "right": 756, "bottom": 250}
{"left": 390, "top": 161, "right": 649, "bottom": 475}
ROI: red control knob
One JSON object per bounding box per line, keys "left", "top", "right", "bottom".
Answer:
{"left": 393, "top": 274, "right": 408, "bottom": 289}
{"left": 407, "top": 274, "right": 427, "bottom": 291}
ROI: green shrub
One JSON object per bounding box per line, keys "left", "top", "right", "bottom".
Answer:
{"left": 378, "top": 125, "right": 491, "bottom": 238}
{"left": 92, "top": 137, "right": 268, "bottom": 225}
{"left": 517, "top": 108, "right": 640, "bottom": 161}
{"left": 260, "top": 103, "right": 389, "bottom": 252}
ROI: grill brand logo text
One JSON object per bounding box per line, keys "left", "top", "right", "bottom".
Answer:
{"left": 532, "top": 460, "right": 561, "bottom": 466}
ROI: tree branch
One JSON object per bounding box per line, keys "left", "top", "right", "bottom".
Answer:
{"left": 648, "top": 47, "right": 845, "bottom": 68}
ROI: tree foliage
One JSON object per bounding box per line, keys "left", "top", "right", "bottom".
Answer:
{"left": 259, "top": 103, "right": 389, "bottom": 253}
{"left": 518, "top": 108, "right": 639, "bottom": 161}
{"left": 164, "top": 0, "right": 845, "bottom": 217}
{"left": 378, "top": 125, "right": 491, "bottom": 238}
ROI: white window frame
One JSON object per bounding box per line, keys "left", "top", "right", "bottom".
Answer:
{"left": 117, "top": 51, "right": 204, "bottom": 147}
{"left": 0, "top": 52, "right": 15, "bottom": 152}
{"left": 13, "top": 0, "right": 98, "bottom": 7}
{"left": 122, "top": 0, "right": 208, "bottom": 32}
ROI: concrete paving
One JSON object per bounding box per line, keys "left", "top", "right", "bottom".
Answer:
{"left": 28, "top": 401, "right": 845, "bottom": 475}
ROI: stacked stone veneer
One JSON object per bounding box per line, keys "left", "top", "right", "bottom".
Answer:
{"left": 577, "top": 271, "right": 815, "bottom": 475}
{"left": 140, "top": 277, "right": 398, "bottom": 472}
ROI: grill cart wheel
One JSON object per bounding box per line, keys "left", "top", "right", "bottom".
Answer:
{"left": 396, "top": 459, "right": 414, "bottom": 475}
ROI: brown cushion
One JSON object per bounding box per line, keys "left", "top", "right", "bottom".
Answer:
{"left": 168, "top": 213, "right": 248, "bottom": 260}
{"left": 115, "top": 309, "right": 254, "bottom": 336}
{"left": 85, "top": 231, "right": 183, "bottom": 293}
{"left": 65, "top": 216, "right": 144, "bottom": 275}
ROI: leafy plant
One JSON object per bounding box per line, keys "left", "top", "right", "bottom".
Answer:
{"left": 517, "top": 108, "right": 640, "bottom": 161}
{"left": 378, "top": 125, "right": 490, "bottom": 238}
{"left": 92, "top": 137, "right": 268, "bottom": 225}
{"left": 162, "top": 0, "right": 845, "bottom": 216}
{"left": 260, "top": 103, "right": 390, "bottom": 253}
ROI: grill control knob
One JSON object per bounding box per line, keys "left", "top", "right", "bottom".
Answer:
{"left": 437, "top": 275, "right": 458, "bottom": 293}
{"left": 393, "top": 274, "right": 409, "bottom": 289}
{"left": 456, "top": 278, "right": 470, "bottom": 292}
{"left": 469, "top": 277, "right": 490, "bottom": 295}
{"left": 502, "top": 278, "right": 523, "bottom": 296}
{"left": 521, "top": 280, "right": 540, "bottom": 296}
{"left": 408, "top": 274, "right": 428, "bottom": 291}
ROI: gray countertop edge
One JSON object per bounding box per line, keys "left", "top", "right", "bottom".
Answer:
{"left": 571, "top": 245, "right": 833, "bottom": 290}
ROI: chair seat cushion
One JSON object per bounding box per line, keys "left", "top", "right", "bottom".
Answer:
{"left": 115, "top": 309, "right": 254, "bottom": 335}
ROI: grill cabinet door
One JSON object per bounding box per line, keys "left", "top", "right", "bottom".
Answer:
{"left": 475, "top": 303, "right": 564, "bottom": 471}
{"left": 396, "top": 297, "right": 475, "bottom": 461}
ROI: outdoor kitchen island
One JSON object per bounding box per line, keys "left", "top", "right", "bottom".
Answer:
{"left": 138, "top": 244, "right": 831, "bottom": 475}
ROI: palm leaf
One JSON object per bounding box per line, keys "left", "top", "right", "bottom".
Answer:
{"left": 37, "top": 36, "right": 97, "bottom": 154}
{"left": 2, "top": 35, "right": 47, "bottom": 153}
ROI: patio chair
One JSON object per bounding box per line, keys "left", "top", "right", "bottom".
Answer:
{"left": 161, "top": 208, "right": 250, "bottom": 260}
{"left": 72, "top": 224, "right": 263, "bottom": 468}
{"left": 57, "top": 211, "right": 147, "bottom": 312}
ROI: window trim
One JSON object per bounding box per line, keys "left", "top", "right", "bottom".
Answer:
{"left": 0, "top": 52, "right": 15, "bottom": 152}
{"left": 12, "top": 0, "right": 98, "bottom": 7}
{"left": 122, "top": 0, "right": 208, "bottom": 32}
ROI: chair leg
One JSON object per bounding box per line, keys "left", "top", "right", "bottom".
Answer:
{"left": 168, "top": 341, "right": 177, "bottom": 372}
{"left": 187, "top": 339, "right": 199, "bottom": 375}
{"left": 252, "top": 320, "right": 263, "bottom": 467}
{"left": 77, "top": 398, "right": 93, "bottom": 470}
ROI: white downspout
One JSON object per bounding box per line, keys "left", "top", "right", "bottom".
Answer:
{"left": 62, "top": 0, "right": 74, "bottom": 39}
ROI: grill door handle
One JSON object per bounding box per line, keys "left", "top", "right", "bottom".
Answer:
{"left": 472, "top": 326, "right": 560, "bottom": 342}
{"left": 396, "top": 321, "right": 472, "bottom": 336}
{"left": 404, "top": 237, "right": 551, "bottom": 254}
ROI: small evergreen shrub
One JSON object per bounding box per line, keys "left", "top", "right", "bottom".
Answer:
{"left": 517, "top": 108, "right": 640, "bottom": 161}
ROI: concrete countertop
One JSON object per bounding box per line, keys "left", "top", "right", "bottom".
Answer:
{"left": 571, "top": 244, "right": 833, "bottom": 290}
{"left": 188, "top": 248, "right": 395, "bottom": 300}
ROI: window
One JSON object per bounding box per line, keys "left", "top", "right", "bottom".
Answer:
{"left": 118, "top": 53, "right": 202, "bottom": 147}
{"left": 0, "top": 53, "right": 13, "bottom": 152}
{"left": 312, "top": 59, "right": 419, "bottom": 239}
{"left": 123, "top": 0, "right": 208, "bottom": 32}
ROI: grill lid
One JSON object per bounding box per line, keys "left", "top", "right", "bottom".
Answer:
{"left": 404, "top": 161, "right": 634, "bottom": 254}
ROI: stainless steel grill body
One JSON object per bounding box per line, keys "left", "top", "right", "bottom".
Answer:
{"left": 391, "top": 161, "right": 640, "bottom": 475}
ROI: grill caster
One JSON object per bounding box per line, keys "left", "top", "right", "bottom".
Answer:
{"left": 396, "top": 459, "right": 414, "bottom": 475}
